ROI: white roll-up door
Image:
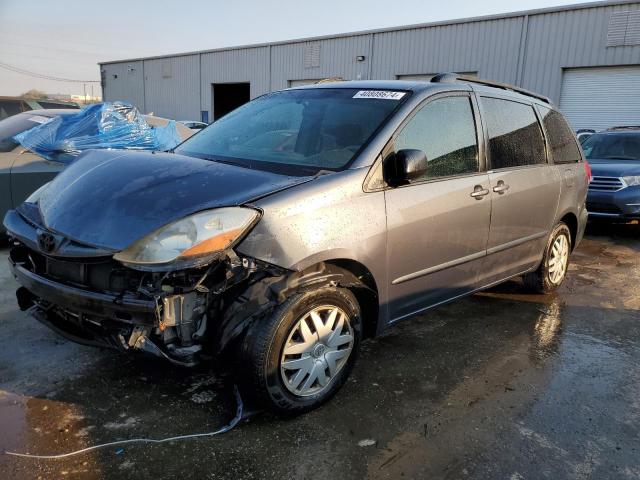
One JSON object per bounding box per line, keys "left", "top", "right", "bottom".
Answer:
{"left": 559, "top": 66, "right": 640, "bottom": 131}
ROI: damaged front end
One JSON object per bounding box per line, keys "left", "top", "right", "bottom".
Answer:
{"left": 5, "top": 205, "right": 290, "bottom": 367}
{"left": 9, "top": 237, "right": 290, "bottom": 366}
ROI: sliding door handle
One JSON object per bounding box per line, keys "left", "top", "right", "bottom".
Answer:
{"left": 493, "top": 180, "right": 510, "bottom": 194}
{"left": 470, "top": 186, "right": 490, "bottom": 199}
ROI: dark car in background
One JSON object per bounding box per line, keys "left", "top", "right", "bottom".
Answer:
{"left": 4, "top": 76, "right": 589, "bottom": 414}
{"left": 583, "top": 127, "right": 640, "bottom": 222}
{"left": 0, "top": 96, "right": 79, "bottom": 121}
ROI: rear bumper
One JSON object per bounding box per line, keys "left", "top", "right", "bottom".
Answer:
{"left": 587, "top": 187, "right": 640, "bottom": 220}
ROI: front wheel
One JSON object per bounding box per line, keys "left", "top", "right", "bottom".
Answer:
{"left": 240, "top": 286, "right": 362, "bottom": 414}
{"left": 523, "top": 222, "right": 572, "bottom": 293}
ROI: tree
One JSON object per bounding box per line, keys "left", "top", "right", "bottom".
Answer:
{"left": 21, "top": 89, "right": 48, "bottom": 99}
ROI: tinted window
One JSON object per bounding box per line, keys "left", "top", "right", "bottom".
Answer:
{"left": 539, "top": 107, "right": 582, "bottom": 164}
{"left": 176, "top": 88, "right": 407, "bottom": 174}
{"left": 482, "top": 97, "right": 546, "bottom": 169}
{"left": 581, "top": 133, "right": 640, "bottom": 161}
{"left": 37, "top": 102, "right": 79, "bottom": 110}
{"left": 395, "top": 96, "right": 478, "bottom": 180}
{"left": 0, "top": 99, "right": 30, "bottom": 120}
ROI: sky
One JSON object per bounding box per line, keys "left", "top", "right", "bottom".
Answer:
{"left": 0, "top": 0, "right": 595, "bottom": 97}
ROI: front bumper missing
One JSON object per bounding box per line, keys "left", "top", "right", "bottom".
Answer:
{"left": 9, "top": 256, "right": 206, "bottom": 366}
{"left": 9, "top": 259, "right": 156, "bottom": 323}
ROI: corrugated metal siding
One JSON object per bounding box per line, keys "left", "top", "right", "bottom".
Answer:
{"left": 100, "top": 1, "right": 640, "bottom": 120}
{"left": 200, "top": 47, "right": 270, "bottom": 116}
{"left": 143, "top": 55, "right": 200, "bottom": 119}
{"left": 521, "top": 2, "right": 640, "bottom": 103}
{"left": 370, "top": 17, "right": 523, "bottom": 83}
{"left": 559, "top": 66, "right": 640, "bottom": 129}
{"left": 270, "top": 35, "right": 371, "bottom": 90}
{"left": 101, "top": 61, "right": 145, "bottom": 109}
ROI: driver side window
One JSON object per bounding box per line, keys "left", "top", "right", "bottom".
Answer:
{"left": 395, "top": 95, "right": 479, "bottom": 182}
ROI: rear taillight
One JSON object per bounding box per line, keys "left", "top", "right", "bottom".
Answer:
{"left": 584, "top": 161, "right": 592, "bottom": 183}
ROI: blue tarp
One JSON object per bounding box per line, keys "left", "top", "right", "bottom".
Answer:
{"left": 13, "top": 102, "right": 182, "bottom": 162}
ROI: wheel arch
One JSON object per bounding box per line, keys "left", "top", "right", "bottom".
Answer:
{"left": 558, "top": 210, "right": 578, "bottom": 250}
{"left": 215, "top": 258, "right": 381, "bottom": 355}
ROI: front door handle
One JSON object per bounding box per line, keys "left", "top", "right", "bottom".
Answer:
{"left": 493, "top": 180, "right": 510, "bottom": 194}
{"left": 470, "top": 185, "right": 490, "bottom": 199}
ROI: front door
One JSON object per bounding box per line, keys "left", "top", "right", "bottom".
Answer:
{"left": 385, "top": 93, "right": 491, "bottom": 322}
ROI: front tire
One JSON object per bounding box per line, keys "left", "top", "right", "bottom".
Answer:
{"left": 240, "top": 286, "right": 362, "bottom": 414}
{"left": 523, "top": 222, "right": 572, "bottom": 293}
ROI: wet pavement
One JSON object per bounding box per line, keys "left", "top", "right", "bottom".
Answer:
{"left": 0, "top": 224, "right": 639, "bottom": 479}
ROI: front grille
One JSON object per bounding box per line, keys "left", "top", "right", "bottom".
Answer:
{"left": 14, "top": 245, "right": 145, "bottom": 293}
{"left": 589, "top": 176, "right": 625, "bottom": 192}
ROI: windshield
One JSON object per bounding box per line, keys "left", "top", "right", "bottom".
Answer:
{"left": 581, "top": 133, "right": 640, "bottom": 161}
{"left": 175, "top": 88, "right": 408, "bottom": 174}
{"left": 0, "top": 112, "right": 55, "bottom": 152}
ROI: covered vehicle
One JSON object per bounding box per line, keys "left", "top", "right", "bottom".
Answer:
{"left": 4, "top": 76, "right": 588, "bottom": 414}
{"left": 583, "top": 126, "right": 640, "bottom": 222}
{"left": 0, "top": 105, "right": 193, "bottom": 230}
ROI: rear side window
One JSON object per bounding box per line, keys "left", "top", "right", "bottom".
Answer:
{"left": 538, "top": 107, "right": 582, "bottom": 164}
{"left": 395, "top": 95, "right": 479, "bottom": 180}
{"left": 481, "top": 97, "right": 546, "bottom": 169}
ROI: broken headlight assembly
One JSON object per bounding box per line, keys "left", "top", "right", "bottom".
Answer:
{"left": 114, "top": 207, "right": 260, "bottom": 271}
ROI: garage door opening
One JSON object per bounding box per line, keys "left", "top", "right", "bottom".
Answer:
{"left": 559, "top": 66, "right": 640, "bottom": 131}
{"left": 212, "top": 83, "right": 250, "bottom": 120}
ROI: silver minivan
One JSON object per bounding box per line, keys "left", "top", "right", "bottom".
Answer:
{"left": 5, "top": 75, "right": 589, "bottom": 413}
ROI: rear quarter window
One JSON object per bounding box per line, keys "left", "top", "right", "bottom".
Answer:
{"left": 539, "top": 107, "right": 582, "bottom": 164}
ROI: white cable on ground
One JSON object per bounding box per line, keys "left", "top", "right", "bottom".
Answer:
{"left": 4, "top": 385, "right": 244, "bottom": 460}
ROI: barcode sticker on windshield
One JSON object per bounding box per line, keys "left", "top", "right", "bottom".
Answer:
{"left": 353, "top": 90, "right": 406, "bottom": 100}
{"left": 28, "top": 115, "right": 53, "bottom": 124}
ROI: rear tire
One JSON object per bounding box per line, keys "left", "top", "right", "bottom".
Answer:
{"left": 523, "top": 222, "right": 572, "bottom": 293}
{"left": 239, "top": 286, "right": 361, "bottom": 415}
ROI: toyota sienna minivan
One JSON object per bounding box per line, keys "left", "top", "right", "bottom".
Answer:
{"left": 4, "top": 75, "right": 589, "bottom": 413}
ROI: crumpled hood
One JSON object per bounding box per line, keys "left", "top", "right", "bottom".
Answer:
{"left": 587, "top": 158, "right": 640, "bottom": 177}
{"left": 37, "top": 149, "right": 312, "bottom": 250}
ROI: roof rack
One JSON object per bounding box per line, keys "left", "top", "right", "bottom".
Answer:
{"left": 430, "top": 73, "right": 551, "bottom": 104}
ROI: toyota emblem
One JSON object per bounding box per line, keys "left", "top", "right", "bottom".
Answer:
{"left": 38, "top": 232, "right": 57, "bottom": 253}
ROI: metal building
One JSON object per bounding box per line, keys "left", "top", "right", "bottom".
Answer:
{"left": 99, "top": 0, "right": 640, "bottom": 130}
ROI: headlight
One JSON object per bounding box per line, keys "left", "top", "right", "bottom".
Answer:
{"left": 25, "top": 182, "right": 51, "bottom": 203}
{"left": 622, "top": 176, "right": 640, "bottom": 187}
{"left": 114, "top": 207, "right": 260, "bottom": 270}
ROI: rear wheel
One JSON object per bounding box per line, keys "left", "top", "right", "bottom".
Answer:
{"left": 240, "top": 286, "right": 361, "bottom": 414}
{"left": 523, "top": 222, "right": 572, "bottom": 293}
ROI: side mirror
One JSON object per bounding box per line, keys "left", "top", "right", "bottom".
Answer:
{"left": 383, "top": 149, "right": 428, "bottom": 187}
